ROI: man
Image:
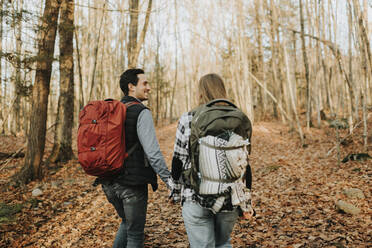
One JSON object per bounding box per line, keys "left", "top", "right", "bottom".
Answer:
{"left": 101, "top": 68, "right": 172, "bottom": 248}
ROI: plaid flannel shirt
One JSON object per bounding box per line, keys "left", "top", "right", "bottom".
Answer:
{"left": 171, "top": 112, "right": 236, "bottom": 212}
{"left": 171, "top": 112, "right": 194, "bottom": 202}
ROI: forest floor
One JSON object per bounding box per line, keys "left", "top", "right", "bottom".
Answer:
{"left": 0, "top": 116, "right": 371, "bottom": 248}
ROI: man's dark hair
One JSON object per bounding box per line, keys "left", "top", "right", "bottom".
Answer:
{"left": 119, "top": 68, "right": 145, "bottom": 95}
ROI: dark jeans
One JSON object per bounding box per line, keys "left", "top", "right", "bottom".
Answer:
{"left": 102, "top": 182, "right": 148, "bottom": 248}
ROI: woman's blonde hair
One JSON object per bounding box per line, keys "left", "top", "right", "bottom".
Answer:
{"left": 198, "top": 73, "right": 227, "bottom": 104}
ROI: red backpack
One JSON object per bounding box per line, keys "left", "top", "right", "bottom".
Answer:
{"left": 77, "top": 99, "right": 138, "bottom": 178}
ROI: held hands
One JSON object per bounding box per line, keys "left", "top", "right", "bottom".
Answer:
{"left": 169, "top": 188, "right": 181, "bottom": 203}
{"left": 167, "top": 177, "right": 181, "bottom": 204}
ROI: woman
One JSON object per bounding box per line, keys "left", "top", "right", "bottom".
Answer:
{"left": 170, "top": 73, "right": 254, "bottom": 248}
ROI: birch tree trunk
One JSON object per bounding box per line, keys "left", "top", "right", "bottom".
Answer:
{"left": 1, "top": 17, "right": 7, "bottom": 135}
{"left": 16, "top": 0, "right": 60, "bottom": 184}
{"left": 49, "top": 0, "right": 74, "bottom": 163}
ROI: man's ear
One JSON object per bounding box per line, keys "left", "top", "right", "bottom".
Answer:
{"left": 128, "top": 83, "right": 135, "bottom": 92}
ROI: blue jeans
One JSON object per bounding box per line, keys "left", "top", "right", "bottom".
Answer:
{"left": 102, "top": 183, "right": 148, "bottom": 248}
{"left": 182, "top": 201, "right": 239, "bottom": 248}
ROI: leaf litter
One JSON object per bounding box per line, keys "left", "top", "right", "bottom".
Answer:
{"left": 0, "top": 119, "right": 371, "bottom": 248}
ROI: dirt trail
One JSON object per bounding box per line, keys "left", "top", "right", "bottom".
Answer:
{"left": 1, "top": 121, "right": 370, "bottom": 247}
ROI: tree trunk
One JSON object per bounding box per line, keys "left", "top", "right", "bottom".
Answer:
{"left": 1, "top": 37, "right": 7, "bottom": 135}
{"left": 272, "top": 3, "right": 288, "bottom": 123}
{"left": 362, "top": 93, "right": 368, "bottom": 151}
{"left": 363, "top": 0, "right": 371, "bottom": 104}
{"left": 353, "top": 0, "right": 372, "bottom": 103}
{"left": 352, "top": 0, "right": 370, "bottom": 151}
{"left": 347, "top": 2, "right": 356, "bottom": 122}
{"left": 283, "top": 36, "right": 304, "bottom": 145}
{"left": 254, "top": 0, "right": 266, "bottom": 117}
{"left": 169, "top": 0, "right": 178, "bottom": 122}
{"left": 74, "top": 29, "right": 84, "bottom": 109}
{"left": 88, "top": 1, "right": 106, "bottom": 102}
{"left": 49, "top": 0, "right": 74, "bottom": 164}
{"left": 292, "top": 32, "right": 299, "bottom": 111}
{"left": 314, "top": 0, "right": 322, "bottom": 128}
{"left": 127, "top": 0, "right": 152, "bottom": 68}
{"left": 264, "top": 0, "right": 280, "bottom": 119}
{"left": 320, "top": 0, "right": 332, "bottom": 113}
{"left": 0, "top": 0, "right": 3, "bottom": 133}
{"left": 12, "top": 0, "right": 23, "bottom": 135}
{"left": 127, "top": 0, "right": 139, "bottom": 68}
{"left": 299, "top": 0, "right": 312, "bottom": 129}
{"left": 154, "top": 33, "right": 160, "bottom": 125}
{"left": 15, "top": 0, "right": 60, "bottom": 184}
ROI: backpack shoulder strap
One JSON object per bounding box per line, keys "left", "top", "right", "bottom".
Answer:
{"left": 122, "top": 100, "right": 142, "bottom": 156}
{"left": 124, "top": 101, "right": 141, "bottom": 108}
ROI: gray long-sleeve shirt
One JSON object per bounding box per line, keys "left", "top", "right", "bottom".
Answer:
{"left": 137, "top": 109, "right": 171, "bottom": 188}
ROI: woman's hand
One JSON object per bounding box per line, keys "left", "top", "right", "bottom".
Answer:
{"left": 242, "top": 208, "right": 256, "bottom": 219}
{"left": 243, "top": 209, "right": 255, "bottom": 219}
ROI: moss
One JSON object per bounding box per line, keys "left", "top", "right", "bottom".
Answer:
{"left": 0, "top": 202, "right": 23, "bottom": 224}
{"left": 266, "top": 165, "right": 281, "bottom": 172}
{"left": 0, "top": 216, "right": 13, "bottom": 223}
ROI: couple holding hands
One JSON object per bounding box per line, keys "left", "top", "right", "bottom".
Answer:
{"left": 98, "top": 69, "right": 254, "bottom": 248}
